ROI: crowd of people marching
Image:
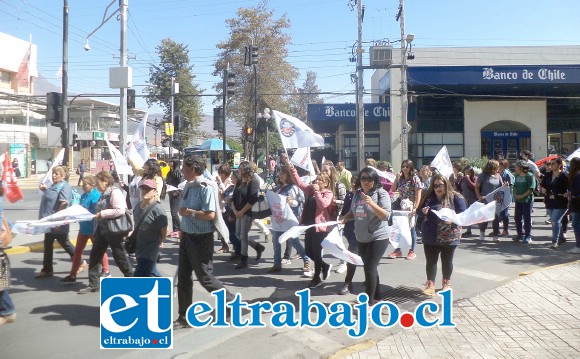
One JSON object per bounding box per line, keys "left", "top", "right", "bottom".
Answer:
{"left": 1, "top": 149, "right": 580, "bottom": 328}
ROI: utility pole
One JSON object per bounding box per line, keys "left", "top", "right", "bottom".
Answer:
{"left": 119, "top": 0, "right": 128, "bottom": 156}
{"left": 169, "top": 76, "right": 175, "bottom": 159}
{"left": 61, "top": 0, "right": 69, "bottom": 166}
{"left": 400, "top": 0, "right": 409, "bottom": 162}
{"left": 356, "top": 0, "right": 364, "bottom": 171}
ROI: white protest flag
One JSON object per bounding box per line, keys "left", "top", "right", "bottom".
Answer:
{"left": 200, "top": 170, "right": 229, "bottom": 244}
{"left": 279, "top": 220, "right": 341, "bottom": 244}
{"left": 432, "top": 201, "right": 496, "bottom": 227}
{"left": 321, "top": 156, "right": 326, "bottom": 166}
{"left": 40, "top": 148, "right": 65, "bottom": 187}
{"left": 126, "top": 114, "right": 150, "bottom": 162}
{"left": 368, "top": 165, "right": 396, "bottom": 183}
{"left": 430, "top": 146, "right": 453, "bottom": 178}
{"left": 272, "top": 110, "right": 324, "bottom": 149}
{"left": 321, "top": 227, "right": 364, "bottom": 266}
{"left": 126, "top": 142, "right": 145, "bottom": 169}
{"left": 266, "top": 190, "right": 299, "bottom": 232}
{"left": 12, "top": 205, "right": 94, "bottom": 234}
{"left": 105, "top": 139, "right": 133, "bottom": 175}
{"left": 485, "top": 186, "right": 512, "bottom": 214}
{"left": 166, "top": 185, "right": 179, "bottom": 193}
{"left": 567, "top": 147, "right": 580, "bottom": 161}
{"left": 291, "top": 147, "right": 316, "bottom": 175}
{"left": 389, "top": 210, "right": 412, "bottom": 250}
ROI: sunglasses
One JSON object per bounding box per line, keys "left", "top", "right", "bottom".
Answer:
{"left": 360, "top": 176, "right": 374, "bottom": 182}
{"left": 433, "top": 183, "right": 446, "bottom": 189}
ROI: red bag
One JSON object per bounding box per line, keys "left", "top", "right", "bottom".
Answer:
{"left": 2, "top": 152, "right": 24, "bottom": 203}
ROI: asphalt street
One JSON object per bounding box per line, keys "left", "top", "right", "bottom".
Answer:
{"left": 1, "top": 188, "right": 579, "bottom": 358}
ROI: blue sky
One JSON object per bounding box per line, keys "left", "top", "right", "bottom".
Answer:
{"left": 2, "top": 0, "right": 580, "bottom": 117}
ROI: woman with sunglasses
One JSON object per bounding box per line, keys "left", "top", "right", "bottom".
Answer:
{"left": 288, "top": 162, "right": 335, "bottom": 289}
{"left": 389, "top": 159, "right": 422, "bottom": 260}
{"left": 340, "top": 167, "right": 391, "bottom": 305}
{"left": 419, "top": 174, "right": 467, "bottom": 295}
{"left": 541, "top": 158, "right": 569, "bottom": 249}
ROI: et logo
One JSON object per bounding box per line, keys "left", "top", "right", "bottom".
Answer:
{"left": 100, "top": 278, "right": 173, "bottom": 349}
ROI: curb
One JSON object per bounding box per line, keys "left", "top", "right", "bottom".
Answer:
{"left": 327, "top": 340, "right": 377, "bottom": 359}
{"left": 518, "top": 259, "right": 580, "bottom": 276}
{"left": 5, "top": 239, "right": 81, "bottom": 256}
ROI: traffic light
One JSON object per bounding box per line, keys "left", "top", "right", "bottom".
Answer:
{"left": 173, "top": 113, "right": 182, "bottom": 132}
{"left": 161, "top": 137, "right": 170, "bottom": 147}
{"left": 46, "top": 92, "right": 62, "bottom": 126}
{"left": 245, "top": 126, "right": 254, "bottom": 142}
{"left": 226, "top": 70, "right": 235, "bottom": 97}
{"left": 127, "top": 89, "right": 135, "bottom": 109}
{"left": 250, "top": 45, "right": 259, "bottom": 65}
{"left": 72, "top": 133, "right": 79, "bottom": 150}
{"left": 172, "top": 140, "right": 183, "bottom": 148}
{"left": 213, "top": 107, "right": 223, "bottom": 132}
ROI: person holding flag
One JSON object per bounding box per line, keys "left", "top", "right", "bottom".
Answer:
{"left": 339, "top": 167, "right": 391, "bottom": 305}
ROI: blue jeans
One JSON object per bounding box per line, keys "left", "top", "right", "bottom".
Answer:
{"left": 548, "top": 208, "right": 567, "bottom": 243}
{"left": 0, "top": 290, "right": 15, "bottom": 316}
{"left": 272, "top": 231, "right": 308, "bottom": 267}
{"left": 571, "top": 212, "right": 580, "bottom": 248}
{"left": 514, "top": 201, "right": 533, "bottom": 237}
{"left": 134, "top": 257, "right": 161, "bottom": 277}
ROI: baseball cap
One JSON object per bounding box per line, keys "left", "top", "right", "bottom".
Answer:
{"left": 139, "top": 179, "right": 157, "bottom": 190}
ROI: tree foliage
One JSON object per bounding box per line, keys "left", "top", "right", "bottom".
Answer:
{"left": 147, "top": 38, "right": 203, "bottom": 144}
{"left": 291, "top": 71, "right": 324, "bottom": 122}
{"left": 213, "top": 0, "right": 299, "bottom": 157}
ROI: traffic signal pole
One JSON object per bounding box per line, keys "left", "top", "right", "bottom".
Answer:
{"left": 61, "top": 0, "right": 69, "bottom": 167}
{"left": 222, "top": 64, "right": 228, "bottom": 162}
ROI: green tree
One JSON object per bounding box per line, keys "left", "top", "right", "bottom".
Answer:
{"left": 213, "top": 0, "right": 299, "bottom": 158}
{"left": 291, "top": 71, "right": 324, "bottom": 123}
{"left": 147, "top": 38, "right": 203, "bottom": 145}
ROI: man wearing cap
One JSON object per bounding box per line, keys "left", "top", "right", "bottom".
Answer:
{"left": 133, "top": 179, "right": 168, "bottom": 277}
{"left": 173, "top": 155, "right": 236, "bottom": 329}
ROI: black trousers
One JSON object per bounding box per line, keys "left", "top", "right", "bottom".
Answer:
{"left": 423, "top": 243, "right": 457, "bottom": 282}
{"left": 177, "top": 232, "right": 235, "bottom": 316}
{"left": 88, "top": 228, "right": 133, "bottom": 287}
{"left": 304, "top": 229, "right": 328, "bottom": 279}
{"left": 42, "top": 233, "right": 75, "bottom": 272}
{"left": 169, "top": 195, "right": 181, "bottom": 232}
{"left": 358, "top": 240, "right": 389, "bottom": 301}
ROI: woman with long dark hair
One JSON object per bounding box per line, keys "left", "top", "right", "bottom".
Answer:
{"left": 288, "top": 161, "right": 335, "bottom": 289}
{"left": 541, "top": 157, "right": 569, "bottom": 249}
{"left": 513, "top": 160, "right": 536, "bottom": 244}
{"left": 419, "top": 174, "right": 467, "bottom": 295}
{"left": 568, "top": 157, "right": 580, "bottom": 254}
{"left": 340, "top": 167, "right": 391, "bottom": 304}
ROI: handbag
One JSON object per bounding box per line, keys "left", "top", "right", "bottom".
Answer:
{"left": 0, "top": 251, "right": 11, "bottom": 290}
{"left": 124, "top": 204, "right": 156, "bottom": 254}
{"left": 101, "top": 209, "right": 134, "bottom": 237}
{"left": 251, "top": 190, "right": 271, "bottom": 219}
{"left": 1, "top": 214, "right": 12, "bottom": 248}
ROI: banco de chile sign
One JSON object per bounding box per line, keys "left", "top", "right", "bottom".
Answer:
{"left": 307, "top": 103, "right": 390, "bottom": 122}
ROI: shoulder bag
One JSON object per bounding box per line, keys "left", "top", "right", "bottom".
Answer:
{"left": 124, "top": 203, "right": 157, "bottom": 254}
{"left": 100, "top": 187, "right": 134, "bottom": 236}
{"left": 251, "top": 189, "right": 271, "bottom": 219}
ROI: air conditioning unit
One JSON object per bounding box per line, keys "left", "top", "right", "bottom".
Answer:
{"left": 369, "top": 46, "right": 393, "bottom": 68}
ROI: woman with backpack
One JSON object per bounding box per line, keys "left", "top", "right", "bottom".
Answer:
{"left": 288, "top": 161, "right": 335, "bottom": 289}
{"left": 419, "top": 174, "right": 467, "bottom": 295}
{"left": 36, "top": 166, "right": 76, "bottom": 279}
{"left": 340, "top": 167, "right": 391, "bottom": 304}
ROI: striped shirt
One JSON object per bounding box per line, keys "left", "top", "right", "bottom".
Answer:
{"left": 180, "top": 179, "right": 216, "bottom": 234}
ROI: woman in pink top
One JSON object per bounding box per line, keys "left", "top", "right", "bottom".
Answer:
{"left": 288, "top": 162, "right": 336, "bottom": 289}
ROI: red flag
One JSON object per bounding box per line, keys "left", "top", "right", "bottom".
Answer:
{"left": 16, "top": 44, "right": 31, "bottom": 93}
{"left": 2, "top": 152, "right": 24, "bottom": 203}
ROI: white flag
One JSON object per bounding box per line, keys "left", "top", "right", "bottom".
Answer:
{"left": 126, "top": 142, "right": 145, "bottom": 169}
{"left": 321, "top": 227, "right": 364, "bottom": 266}
{"left": 368, "top": 165, "right": 396, "bottom": 182}
{"left": 272, "top": 110, "right": 324, "bottom": 149}
{"left": 12, "top": 204, "right": 95, "bottom": 235}
{"left": 266, "top": 190, "right": 299, "bottom": 232}
{"left": 279, "top": 221, "right": 340, "bottom": 244}
{"left": 567, "top": 147, "right": 580, "bottom": 161}
{"left": 126, "top": 114, "right": 150, "bottom": 162}
{"left": 389, "top": 210, "right": 412, "bottom": 250}
{"left": 40, "top": 148, "right": 65, "bottom": 187}
{"left": 291, "top": 147, "right": 315, "bottom": 176}
{"left": 485, "top": 186, "right": 512, "bottom": 214}
{"left": 105, "top": 139, "right": 133, "bottom": 175}
{"left": 432, "top": 201, "right": 496, "bottom": 227}
{"left": 430, "top": 146, "right": 453, "bottom": 178}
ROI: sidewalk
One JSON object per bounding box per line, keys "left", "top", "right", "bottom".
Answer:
{"left": 333, "top": 260, "right": 580, "bottom": 359}
{"left": 15, "top": 173, "right": 83, "bottom": 190}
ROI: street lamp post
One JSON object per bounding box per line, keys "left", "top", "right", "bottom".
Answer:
{"left": 258, "top": 108, "right": 271, "bottom": 178}
{"left": 399, "top": 0, "right": 414, "bottom": 162}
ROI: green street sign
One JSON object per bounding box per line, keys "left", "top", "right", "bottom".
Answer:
{"left": 93, "top": 131, "right": 105, "bottom": 140}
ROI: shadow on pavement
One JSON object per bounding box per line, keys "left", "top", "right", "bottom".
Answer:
{"left": 31, "top": 304, "right": 100, "bottom": 327}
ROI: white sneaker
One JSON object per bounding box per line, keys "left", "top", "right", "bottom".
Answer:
{"left": 567, "top": 247, "right": 580, "bottom": 254}
{"left": 303, "top": 268, "right": 314, "bottom": 278}
{"left": 550, "top": 242, "right": 559, "bottom": 249}
{"left": 493, "top": 236, "right": 500, "bottom": 243}
{"left": 335, "top": 262, "right": 347, "bottom": 274}
{"left": 479, "top": 233, "right": 485, "bottom": 241}
{"left": 264, "top": 231, "right": 271, "bottom": 243}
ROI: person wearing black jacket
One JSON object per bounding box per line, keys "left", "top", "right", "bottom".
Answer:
{"left": 166, "top": 160, "right": 183, "bottom": 237}
{"left": 232, "top": 162, "right": 265, "bottom": 269}
{"left": 541, "top": 157, "right": 569, "bottom": 249}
